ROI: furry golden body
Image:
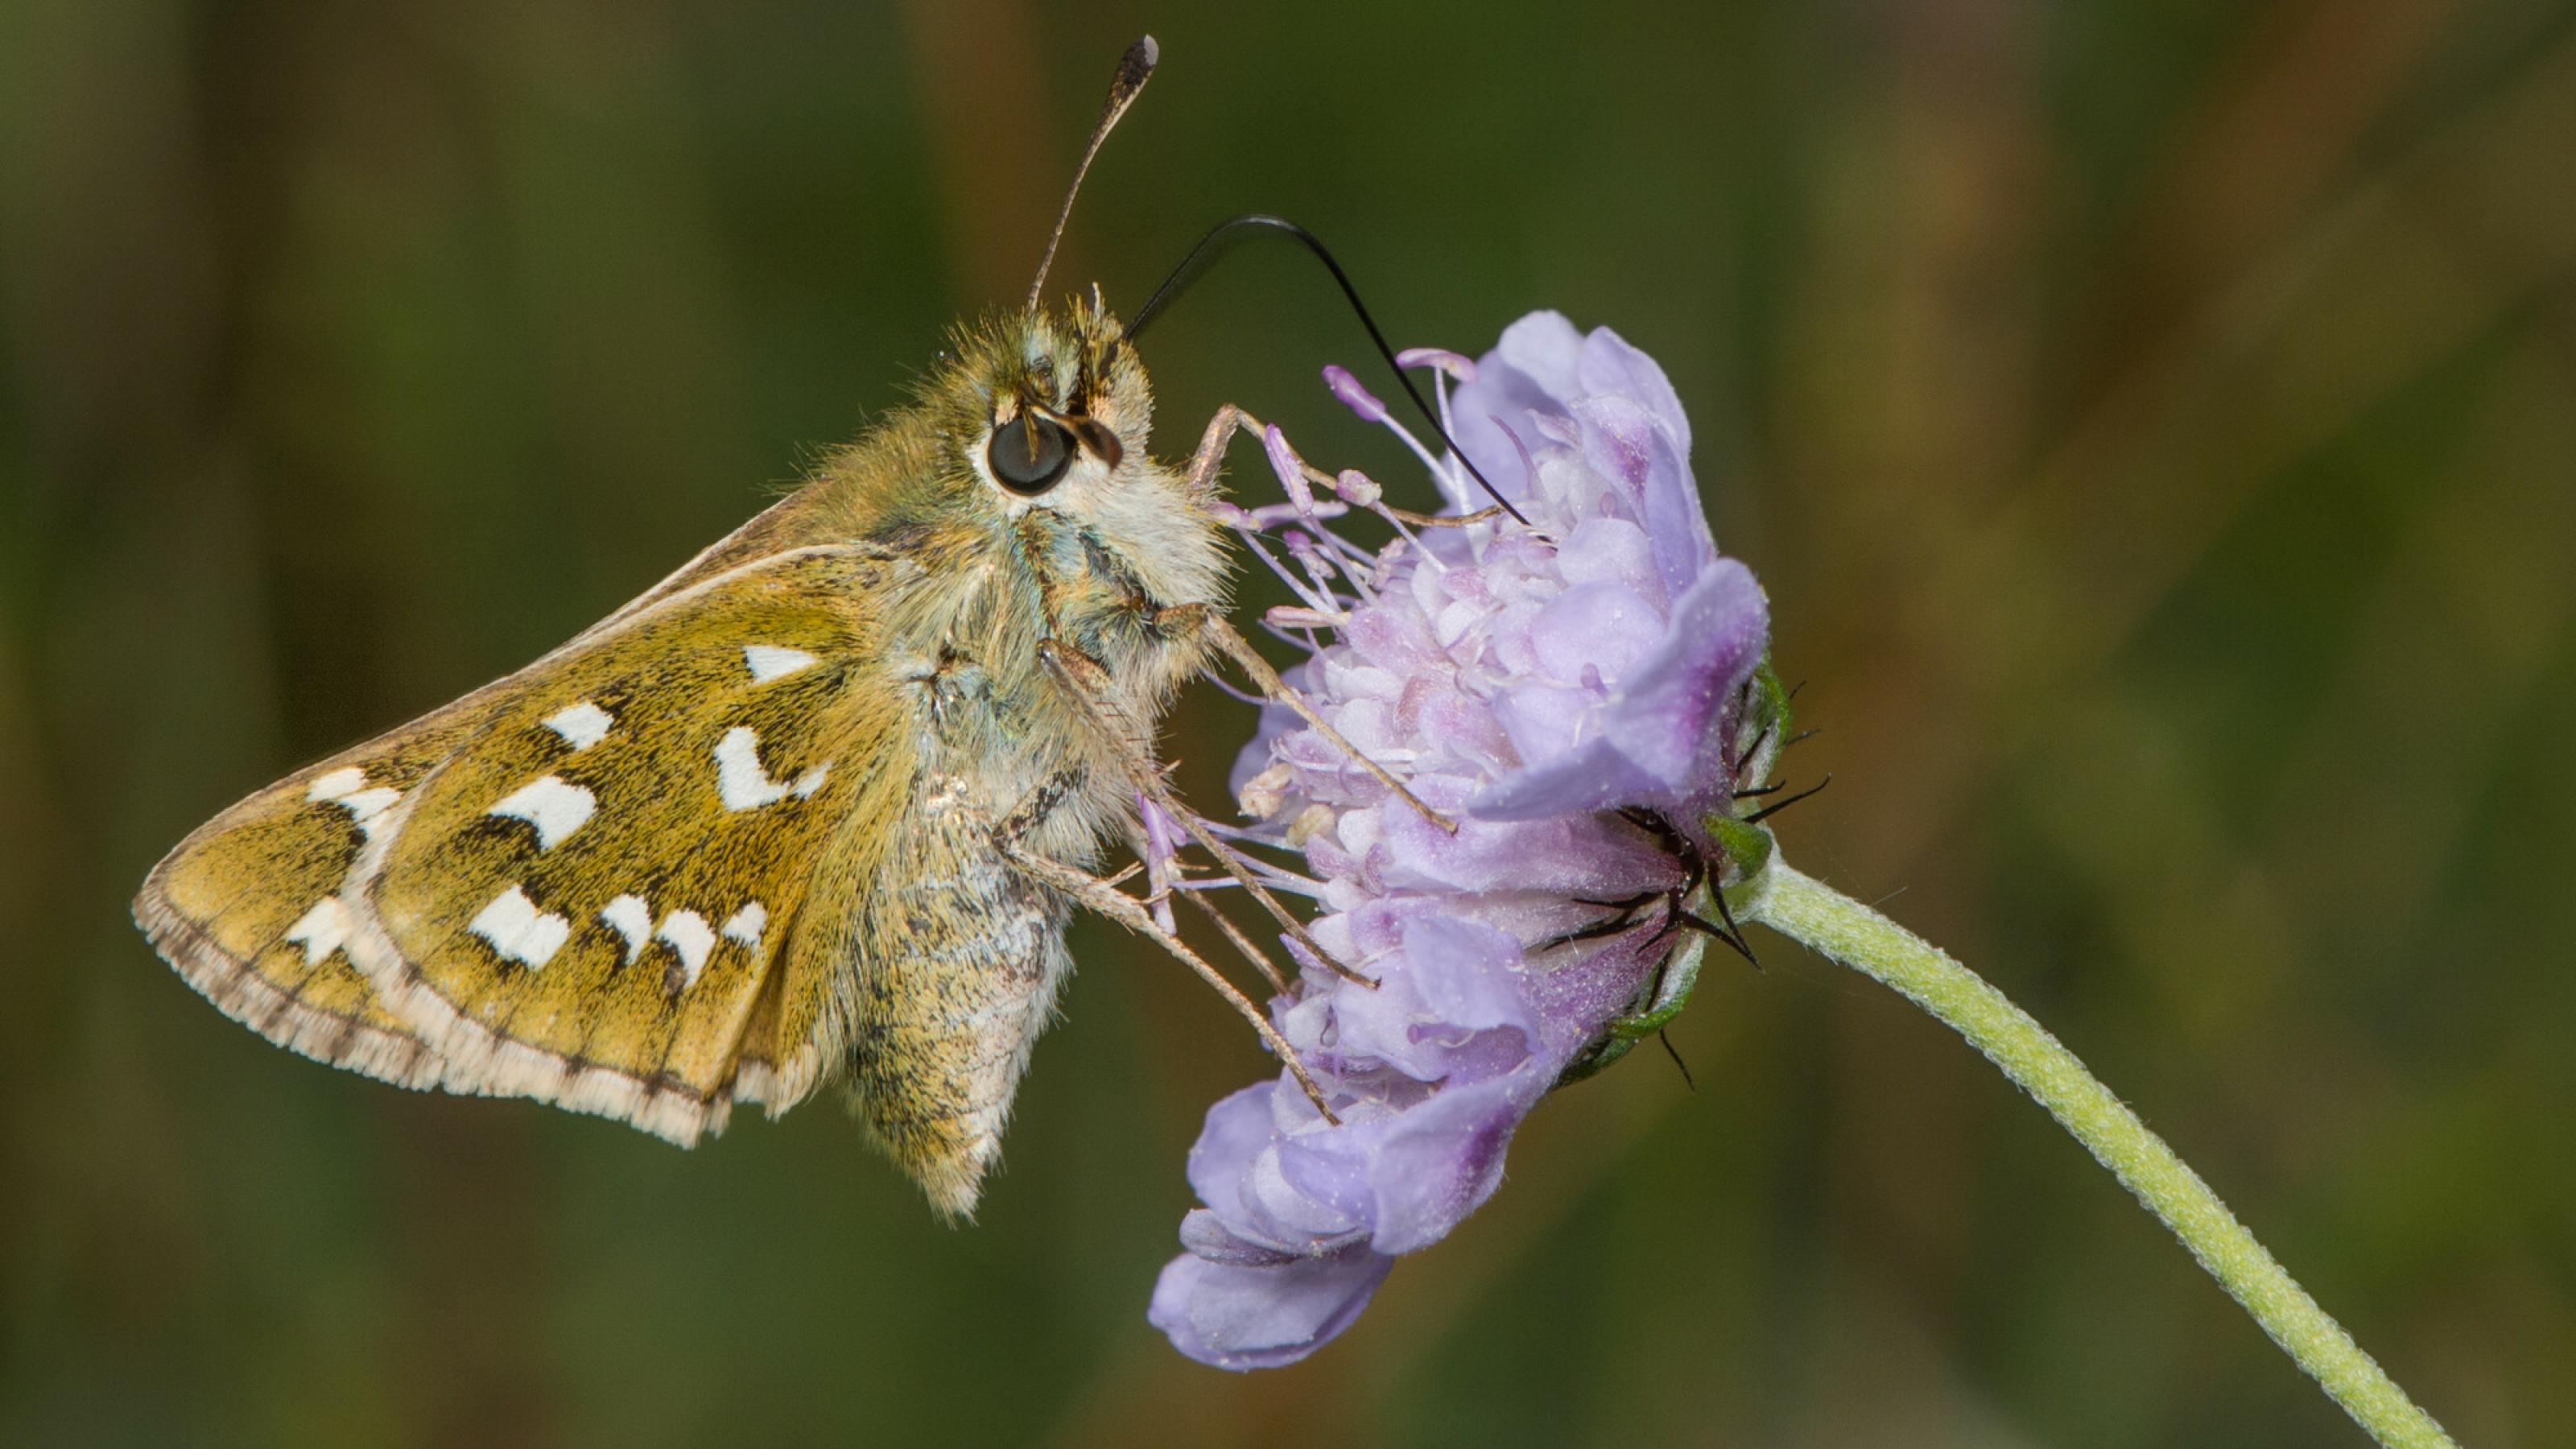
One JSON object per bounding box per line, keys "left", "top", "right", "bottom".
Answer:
{"left": 136, "top": 299, "right": 1231, "bottom": 1214}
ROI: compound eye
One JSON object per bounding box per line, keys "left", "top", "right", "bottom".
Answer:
{"left": 987, "top": 414, "right": 1074, "bottom": 495}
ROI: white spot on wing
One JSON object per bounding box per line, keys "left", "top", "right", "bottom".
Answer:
{"left": 600, "top": 894, "right": 652, "bottom": 964}
{"left": 713, "top": 726, "right": 830, "bottom": 811}
{"left": 338, "top": 788, "right": 401, "bottom": 837}
{"left": 470, "top": 884, "right": 571, "bottom": 968}
{"left": 721, "top": 902, "right": 768, "bottom": 950}
{"left": 283, "top": 898, "right": 350, "bottom": 964}
{"left": 742, "top": 645, "right": 819, "bottom": 683}
{"left": 656, "top": 910, "right": 716, "bottom": 989}
{"left": 308, "top": 767, "right": 400, "bottom": 839}
{"left": 543, "top": 700, "right": 614, "bottom": 751}
{"left": 487, "top": 774, "right": 597, "bottom": 850}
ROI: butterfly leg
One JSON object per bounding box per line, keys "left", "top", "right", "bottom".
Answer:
{"left": 993, "top": 781, "right": 1340, "bottom": 1125}
{"left": 1034, "top": 639, "right": 1374, "bottom": 988}
{"left": 1110, "top": 811, "right": 1289, "bottom": 993}
{"left": 1177, "top": 402, "right": 1264, "bottom": 497}
{"left": 1168, "top": 877, "right": 1291, "bottom": 995}
{"left": 1179, "top": 402, "right": 1512, "bottom": 530}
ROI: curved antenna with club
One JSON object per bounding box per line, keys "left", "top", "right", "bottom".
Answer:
{"left": 1026, "top": 35, "right": 1159, "bottom": 313}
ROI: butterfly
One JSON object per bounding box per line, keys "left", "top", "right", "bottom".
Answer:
{"left": 130, "top": 37, "right": 1357, "bottom": 1217}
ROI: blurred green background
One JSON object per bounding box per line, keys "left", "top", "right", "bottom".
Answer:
{"left": 6, "top": 0, "right": 2574, "bottom": 1443}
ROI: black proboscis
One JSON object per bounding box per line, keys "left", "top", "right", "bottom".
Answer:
{"left": 1128, "top": 213, "right": 1530, "bottom": 525}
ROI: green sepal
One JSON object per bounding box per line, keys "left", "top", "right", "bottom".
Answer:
{"left": 1709, "top": 815, "right": 1773, "bottom": 890}
{"left": 1711, "top": 653, "right": 1790, "bottom": 902}
{"left": 1733, "top": 657, "right": 1794, "bottom": 792}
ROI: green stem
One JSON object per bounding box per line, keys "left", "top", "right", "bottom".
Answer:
{"left": 1740, "top": 858, "right": 2454, "bottom": 1448}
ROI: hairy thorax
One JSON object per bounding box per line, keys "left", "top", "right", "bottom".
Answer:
{"left": 874, "top": 469, "right": 1224, "bottom": 867}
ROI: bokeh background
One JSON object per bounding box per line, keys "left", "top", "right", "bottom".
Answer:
{"left": 6, "top": 0, "right": 2574, "bottom": 1443}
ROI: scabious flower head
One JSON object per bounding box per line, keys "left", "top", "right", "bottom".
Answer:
{"left": 1150, "top": 313, "right": 1777, "bottom": 1369}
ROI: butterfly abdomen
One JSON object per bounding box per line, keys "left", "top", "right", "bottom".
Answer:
{"left": 828, "top": 774, "right": 1076, "bottom": 1217}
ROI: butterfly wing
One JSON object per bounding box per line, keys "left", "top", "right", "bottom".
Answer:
{"left": 135, "top": 716, "right": 485, "bottom": 1090}
{"left": 137, "top": 542, "right": 914, "bottom": 1142}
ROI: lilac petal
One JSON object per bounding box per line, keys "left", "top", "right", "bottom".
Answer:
{"left": 1329, "top": 971, "right": 1472, "bottom": 1080}
{"left": 1364, "top": 1070, "right": 1537, "bottom": 1253}
{"left": 1372, "top": 809, "right": 1559, "bottom": 894}
{"left": 1448, "top": 312, "right": 1585, "bottom": 496}
{"left": 1330, "top": 914, "right": 1534, "bottom": 1078}
{"left": 1472, "top": 411, "right": 1546, "bottom": 515}
{"left": 1595, "top": 559, "right": 1769, "bottom": 786}
{"left": 1488, "top": 679, "right": 1595, "bottom": 762}
{"left": 1470, "top": 562, "right": 1766, "bottom": 821}
{"left": 1322, "top": 656, "right": 1405, "bottom": 705}
{"left": 1574, "top": 394, "right": 1662, "bottom": 500}
{"left": 1344, "top": 598, "right": 1445, "bottom": 678}
{"left": 1468, "top": 733, "right": 1664, "bottom": 823}
{"left": 1575, "top": 323, "right": 1690, "bottom": 454}
{"left": 1240, "top": 1137, "right": 1370, "bottom": 1245}
{"left": 1270, "top": 1122, "right": 1380, "bottom": 1228}
{"left": 1554, "top": 516, "right": 1662, "bottom": 605}
{"left": 1521, "top": 932, "right": 1670, "bottom": 1058}
{"left": 1374, "top": 807, "right": 1669, "bottom": 898}
{"left": 1530, "top": 579, "right": 1662, "bottom": 687}
{"left": 1178, "top": 1209, "right": 1303, "bottom": 1267}
{"left": 1634, "top": 442, "right": 1717, "bottom": 597}
{"left": 1414, "top": 684, "right": 1517, "bottom": 778}
{"left": 1399, "top": 914, "right": 1533, "bottom": 1036}
{"left": 1186, "top": 1083, "right": 1287, "bottom": 1232}
{"left": 1484, "top": 675, "right": 1670, "bottom": 818}
{"left": 1150, "top": 1245, "right": 1394, "bottom": 1371}
{"left": 1490, "top": 310, "right": 1586, "bottom": 400}
{"left": 1572, "top": 395, "right": 1712, "bottom": 595}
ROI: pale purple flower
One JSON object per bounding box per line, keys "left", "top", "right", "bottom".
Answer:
{"left": 1149, "top": 312, "right": 1776, "bottom": 1370}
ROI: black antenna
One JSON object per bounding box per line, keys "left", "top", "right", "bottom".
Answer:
{"left": 1026, "top": 37, "right": 1158, "bottom": 313}
{"left": 1126, "top": 214, "right": 1529, "bottom": 525}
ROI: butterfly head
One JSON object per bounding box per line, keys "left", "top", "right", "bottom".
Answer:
{"left": 946, "top": 291, "right": 1155, "bottom": 514}
{"left": 857, "top": 291, "right": 1223, "bottom": 639}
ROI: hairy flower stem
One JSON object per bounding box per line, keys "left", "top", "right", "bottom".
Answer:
{"left": 1740, "top": 858, "right": 2454, "bottom": 1449}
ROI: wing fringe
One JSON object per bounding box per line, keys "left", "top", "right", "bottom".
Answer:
{"left": 133, "top": 886, "right": 448, "bottom": 1091}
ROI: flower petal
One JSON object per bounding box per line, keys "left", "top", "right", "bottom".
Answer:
{"left": 1576, "top": 323, "right": 1690, "bottom": 454}
{"left": 1150, "top": 1243, "right": 1394, "bottom": 1371}
{"left": 1447, "top": 311, "right": 1586, "bottom": 500}
{"left": 1364, "top": 1067, "right": 1542, "bottom": 1253}
{"left": 1596, "top": 558, "right": 1769, "bottom": 793}
{"left": 1472, "top": 560, "right": 1768, "bottom": 820}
